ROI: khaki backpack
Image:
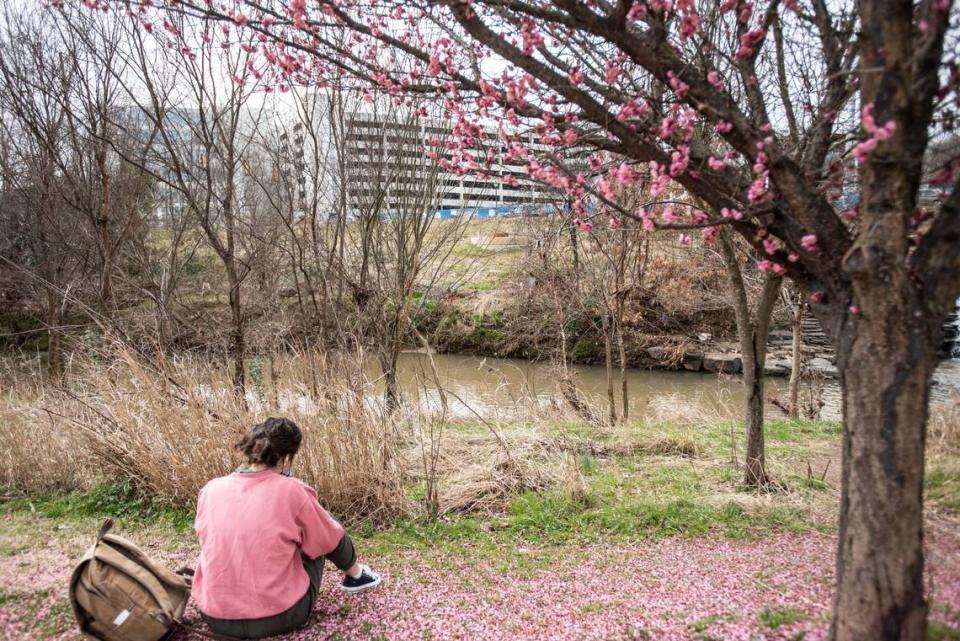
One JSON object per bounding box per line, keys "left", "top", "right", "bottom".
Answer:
{"left": 69, "top": 519, "right": 195, "bottom": 641}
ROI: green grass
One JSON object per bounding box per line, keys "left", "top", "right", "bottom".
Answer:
{"left": 463, "top": 276, "right": 502, "bottom": 292}
{"left": 0, "top": 418, "right": 845, "bottom": 558}
{"left": 0, "top": 480, "right": 195, "bottom": 531}
{"left": 929, "top": 622, "right": 960, "bottom": 641}
{"left": 764, "top": 419, "right": 842, "bottom": 443}
{"left": 452, "top": 243, "right": 503, "bottom": 259}
{"left": 926, "top": 468, "right": 960, "bottom": 511}
{"left": 758, "top": 606, "right": 808, "bottom": 629}
{"left": 688, "top": 613, "right": 733, "bottom": 637}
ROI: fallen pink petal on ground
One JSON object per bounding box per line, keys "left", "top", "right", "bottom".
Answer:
{"left": 2, "top": 520, "right": 957, "bottom": 641}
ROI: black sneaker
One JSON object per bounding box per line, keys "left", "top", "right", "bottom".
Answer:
{"left": 341, "top": 564, "right": 382, "bottom": 594}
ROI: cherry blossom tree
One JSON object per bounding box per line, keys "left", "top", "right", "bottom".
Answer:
{"left": 69, "top": 0, "right": 959, "bottom": 638}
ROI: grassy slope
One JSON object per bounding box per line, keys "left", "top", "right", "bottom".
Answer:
{"left": 1, "top": 418, "right": 958, "bottom": 640}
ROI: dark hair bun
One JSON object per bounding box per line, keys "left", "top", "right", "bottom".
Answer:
{"left": 237, "top": 418, "right": 302, "bottom": 467}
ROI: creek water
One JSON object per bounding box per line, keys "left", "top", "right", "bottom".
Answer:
{"left": 380, "top": 352, "right": 960, "bottom": 423}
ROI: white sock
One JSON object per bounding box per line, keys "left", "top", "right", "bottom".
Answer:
{"left": 347, "top": 565, "right": 363, "bottom": 579}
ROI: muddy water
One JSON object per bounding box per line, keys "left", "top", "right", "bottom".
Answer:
{"left": 386, "top": 353, "right": 960, "bottom": 423}
{"left": 387, "top": 353, "right": 829, "bottom": 421}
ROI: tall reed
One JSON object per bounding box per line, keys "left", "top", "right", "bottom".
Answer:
{"left": 1, "top": 343, "right": 406, "bottom": 523}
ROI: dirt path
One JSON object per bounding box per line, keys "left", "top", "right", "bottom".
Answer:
{"left": 1, "top": 515, "right": 958, "bottom": 641}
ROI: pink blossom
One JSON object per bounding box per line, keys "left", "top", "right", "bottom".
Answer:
{"left": 638, "top": 207, "right": 656, "bottom": 231}
{"left": 735, "top": 29, "right": 766, "bottom": 60}
{"left": 763, "top": 238, "right": 780, "bottom": 255}
{"left": 862, "top": 103, "right": 896, "bottom": 140}
{"left": 715, "top": 120, "right": 733, "bottom": 134}
{"left": 854, "top": 104, "right": 896, "bottom": 162}
{"left": 852, "top": 138, "right": 878, "bottom": 163}
{"left": 801, "top": 234, "right": 819, "bottom": 252}
{"left": 615, "top": 162, "right": 637, "bottom": 185}
{"left": 708, "top": 157, "right": 726, "bottom": 171}
{"left": 667, "top": 71, "right": 689, "bottom": 97}
{"left": 595, "top": 177, "right": 616, "bottom": 201}
{"left": 702, "top": 225, "right": 720, "bottom": 244}
{"left": 721, "top": 207, "right": 743, "bottom": 220}
{"left": 748, "top": 175, "right": 770, "bottom": 203}
{"left": 757, "top": 259, "right": 786, "bottom": 274}
{"left": 658, "top": 116, "right": 677, "bottom": 138}
{"left": 679, "top": 13, "right": 700, "bottom": 40}
{"left": 290, "top": 0, "right": 307, "bottom": 29}
{"left": 788, "top": 253, "right": 800, "bottom": 262}
{"left": 669, "top": 145, "right": 690, "bottom": 177}
{"left": 810, "top": 291, "right": 825, "bottom": 303}
{"left": 707, "top": 70, "right": 726, "bottom": 92}
{"left": 520, "top": 18, "right": 544, "bottom": 55}
{"left": 572, "top": 217, "right": 591, "bottom": 232}
{"left": 608, "top": 217, "right": 621, "bottom": 230}
{"left": 662, "top": 206, "right": 679, "bottom": 223}
{"left": 567, "top": 67, "right": 585, "bottom": 87}
{"left": 562, "top": 128, "right": 578, "bottom": 145}
{"left": 849, "top": 304, "right": 860, "bottom": 314}
{"left": 616, "top": 97, "right": 648, "bottom": 122}
{"left": 603, "top": 60, "right": 622, "bottom": 85}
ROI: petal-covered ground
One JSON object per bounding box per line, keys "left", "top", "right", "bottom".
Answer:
{"left": 1, "top": 517, "right": 958, "bottom": 641}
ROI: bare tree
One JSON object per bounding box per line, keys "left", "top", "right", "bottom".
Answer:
{"left": 333, "top": 99, "right": 467, "bottom": 410}
{"left": 122, "top": 17, "right": 266, "bottom": 396}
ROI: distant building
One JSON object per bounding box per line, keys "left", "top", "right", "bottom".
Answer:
{"left": 340, "top": 112, "right": 564, "bottom": 219}
{"left": 121, "top": 97, "right": 569, "bottom": 223}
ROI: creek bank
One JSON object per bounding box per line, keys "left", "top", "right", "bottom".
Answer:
{"left": 427, "top": 305, "right": 839, "bottom": 379}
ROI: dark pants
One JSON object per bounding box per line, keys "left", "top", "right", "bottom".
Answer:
{"left": 201, "top": 534, "right": 357, "bottom": 639}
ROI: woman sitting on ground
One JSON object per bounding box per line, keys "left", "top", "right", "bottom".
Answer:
{"left": 192, "top": 417, "right": 381, "bottom": 639}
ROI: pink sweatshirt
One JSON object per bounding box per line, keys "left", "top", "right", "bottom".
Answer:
{"left": 192, "top": 470, "right": 346, "bottom": 619}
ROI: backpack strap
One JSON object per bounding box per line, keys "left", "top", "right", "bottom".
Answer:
{"left": 96, "top": 518, "right": 114, "bottom": 542}
{"left": 101, "top": 534, "right": 192, "bottom": 592}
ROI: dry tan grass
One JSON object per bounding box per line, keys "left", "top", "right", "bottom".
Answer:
{"left": 0, "top": 365, "right": 94, "bottom": 491}
{"left": 1, "top": 343, "right": 406, "bottom": 523}
{"left": 647, "top": 391, "right": 736, "bottom": 427}
{"left": 1, "top": 343, "right": 586, "bottom": 522}
{"left": 401, "top": 428, "right": 562, "bottom": 515}
{"left": 642, "top": 435, "right": 700, "bottom": 457}
{"left": 929, "top": 395, "right": 960, "bottom": 455}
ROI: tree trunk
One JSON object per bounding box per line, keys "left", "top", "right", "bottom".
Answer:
{"left": 617, "top": 315, "right": 628, "bottom": 423}
{"left": 830, "top": 314, "right": 934, "bottom": 641}
{"left": 226, "top": 263, "right": 245, "bottom": 398}
{"left": 601, "top": 311, "right": 616, "bottom": 426}
{"left": 789, "top": 301, "right": 803, "bottom": 419}
{"left": 741, "top": 348, "right": 767, "bottom": 486}
{"left": 718, "top": 230, "right": 782, "bottom": 486}
{"left": 46, "top": 289, "right": 63, "bottom": 379}
{"left": 568, "top": 216, "right": 579, "bottom": 273}
{"left": 96, "top": 214, "right": 115, "bottom": 320}
{"left": 382, "top": 350, "right": 401, "bottom": 413}
{"left": 95, "top": 132, "right": 115, "bottom": 320}
{"left": 741, "top": 276, "right": 781, "bottom": 487}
